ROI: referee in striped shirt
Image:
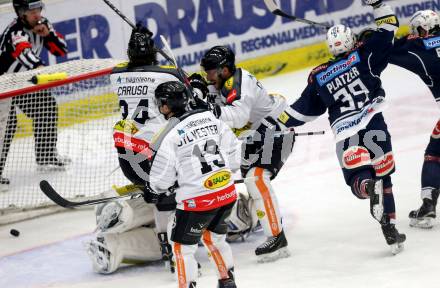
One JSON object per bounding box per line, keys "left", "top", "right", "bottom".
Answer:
{"left": 0, "top": 0, "right": 68, "bottom": 190}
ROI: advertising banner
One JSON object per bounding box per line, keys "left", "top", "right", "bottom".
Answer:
{"left": 1, "top": 0, "right": 439, "bottom": 74}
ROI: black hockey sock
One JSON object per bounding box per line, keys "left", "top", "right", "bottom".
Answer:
{"left": 382, "top": 176, "right": 396, "bottom": 221}
{"left": 421, "top": 156, "right": 440, "bottom": 194}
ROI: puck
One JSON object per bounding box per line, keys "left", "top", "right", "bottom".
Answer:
{"left": 10, "top": 229, "right": 20, "bottom": 237}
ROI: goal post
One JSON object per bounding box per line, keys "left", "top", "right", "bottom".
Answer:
{"left": 0, "top": 59, "right": 129, "bottom": 223}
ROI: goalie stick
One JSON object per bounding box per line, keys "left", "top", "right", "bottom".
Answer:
{"left": 40, "top": 178, "right": 255, "bottom": 208}
{"left": 263, "top": 0, "right": 331, "bottom": 29}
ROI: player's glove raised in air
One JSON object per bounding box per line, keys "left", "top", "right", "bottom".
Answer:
{"left": 188, "top": 73, "right": 209, "bottom": 98}
{"left": 362, "top": 0, "right": 382, "bottom": 7}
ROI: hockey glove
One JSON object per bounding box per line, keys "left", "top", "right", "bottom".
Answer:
{"left": 362, "top": 0, "right": 382, "bottom": 7}
{"left": 142, "top": 186, "right": 161, "bottom": 204}
{"left": 256, "top": 116, "right": 282, "bottom": 140}
{"left": 188, "top": 73, "right": 209, "bottom": 98}
{"left": 189, "top": 94, "right": 209, "bottom": 110}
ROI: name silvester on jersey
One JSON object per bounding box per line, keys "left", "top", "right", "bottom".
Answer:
{"left": 177, "top": 124, "right": 219, "bottom": 147}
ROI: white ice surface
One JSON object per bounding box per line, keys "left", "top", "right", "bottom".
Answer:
{"left": 1, "top": 64, "right": 439, "bottom": 288}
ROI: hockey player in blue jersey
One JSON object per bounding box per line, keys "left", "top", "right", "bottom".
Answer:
{"left": 271, "top": 0, "right": 406, "bottom": 254}
{"left": 387, "top": 10, "right": 440, "bottom": 228}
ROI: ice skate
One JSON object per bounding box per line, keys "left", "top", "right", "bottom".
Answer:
{"left": 381, "top": 223, "right": 406, "bottom": 255}
{"left": 37, "top": 155, "right": 71, "bottom": 171}
{"left": 366, "top": 179, "right": 384, "bottom": 222}
{"left": 255, "top": 230, "right": 290, "bottom": 263}
{"left": 218, "top": 278, "right": 236, "bottom": 288}
{"left": 409, "top": 189, "right": 439, "bottom": 229}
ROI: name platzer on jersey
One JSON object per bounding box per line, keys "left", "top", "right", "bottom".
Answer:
{"left": 326, "top": 67, "right": 361, "bottom": 93}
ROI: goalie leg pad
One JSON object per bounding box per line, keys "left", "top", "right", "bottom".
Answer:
{"left": 95, "top": 197, "right": 155, "bottom": 233}
{"left": 245, "top": 167, "right": 282, "bottom": 237}
{"left": 225, "top": 188, "right": 254, "bottom": 242}
{"left": 85, "top": 227, "right": 162, "bottom": 274}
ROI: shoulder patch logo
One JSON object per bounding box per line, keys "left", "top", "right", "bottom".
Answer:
{"left": 224, "top": 77, "right": 234, "bottom": 91}
{"left": 116, "top": 61, "right": 128, "bottom": 68}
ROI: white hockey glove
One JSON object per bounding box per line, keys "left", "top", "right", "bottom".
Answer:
{"left": 363, "top": 0, "right": 382, "bottom": 7}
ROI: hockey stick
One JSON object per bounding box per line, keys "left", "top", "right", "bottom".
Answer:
{"left": 40, "top": 177, "right": 254, "bottom": 208}
{"left": 274, "top": 129, "right": 325, "bottom": 137}
{"left": 263, "top": 0, "right": 331, "bottom": 29}
{"left": 101, "top": 0, "right": 175, "bottom": 64}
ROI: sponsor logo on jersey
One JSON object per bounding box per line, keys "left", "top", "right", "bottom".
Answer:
{"left": 190, "top": 227, "right": 202, "bottom": 234}
{"left": 375, "top": 15, "right": 398, "bottom": 26}
{"left": 184, "top": 117, "right": 212, "bottom": 129}
{"left": 423, "top": 36, "right": 440, "bottom": 50}
{"left": 115, "top": 76, "right": 156, "bottom": 84}
{"left": 204, "top": 170, "right": 231, "bottom": 190}
{"left": 316, "top": 51, "right": 361, "bottom": 86}
{"left": 342, "top": 146, "right": 371, "bottom": 169}
{"left": 278, "top": 111, "right": 291, "bottom": 125}
{"left": 373, "top": 152, "right": 395, "bottom": 177}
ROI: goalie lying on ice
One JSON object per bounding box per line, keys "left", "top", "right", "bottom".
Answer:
{"left": 84, "top": 185, "right": 258, "bottom": 274}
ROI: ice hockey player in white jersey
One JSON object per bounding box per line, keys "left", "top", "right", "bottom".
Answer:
{"left": 84, "top": 24, "right": 252, "bottom": 275}
{"left": 85, "top": 24, "right": 194, "bottom": 274}
{"left": 197, "top": 45, "right": 294, "bottom": 262}
{"left": 148, "top": 81, "right": 241, "bottom": 288}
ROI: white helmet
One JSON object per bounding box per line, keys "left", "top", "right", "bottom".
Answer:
{"left": 410, "top": 10, "right": 440, "bottom": 36}
{"left": 327, "top": 24, "right": 356, "bottom": 57}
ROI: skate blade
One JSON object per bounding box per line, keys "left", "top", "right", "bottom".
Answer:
{"left": 390, "top": 242, "right": 404, "bottom": 255}
{"left": 409, "top": 217, "right": 434, "bottom": 229}
{"left": 257, "top": 247, "right": 290, "bottom": 263}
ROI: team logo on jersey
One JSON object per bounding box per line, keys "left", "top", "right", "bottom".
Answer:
{"left": 186, "top": 199, "right": 196, "bottom": 209}
{"left": 423, "top": 36, "right": 440, "bottom": 50}
{"left": 116, "top": 76, "right": 123, "bottom": 84}
{"left": 316, "top": 51, "right": 361, "bottom": 86}
{"left": 204, "top": 170, "right": 231, "bottom": 190}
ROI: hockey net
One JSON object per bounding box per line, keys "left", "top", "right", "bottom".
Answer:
{"left": 0, "top": 59, "right": 129, "bottom": 223}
